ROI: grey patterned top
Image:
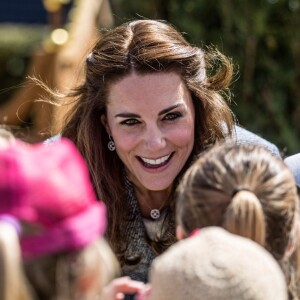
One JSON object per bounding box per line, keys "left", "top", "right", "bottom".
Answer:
{"left": 231, "top": 125, "right": 280, "bottom": 156}
{"left": 121, "top": 177, "right": 157, "bottom": 282}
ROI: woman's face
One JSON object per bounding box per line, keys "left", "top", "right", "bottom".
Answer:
{"left": 102, "top": 72, "right": 195, "bottom": 192}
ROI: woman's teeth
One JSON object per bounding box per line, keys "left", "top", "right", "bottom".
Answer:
{"left": 140, "top": 154, "right": 171, "bottom": 166}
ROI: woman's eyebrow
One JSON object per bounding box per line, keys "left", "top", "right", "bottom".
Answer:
{"left": 114, "top": 103, "right": 183, "bottom": 118}
{"left": 158, "top": 103, "right": 182, "bottom": 116}
{"left": 114, "top": 112, "right": 140, "bottom": 118}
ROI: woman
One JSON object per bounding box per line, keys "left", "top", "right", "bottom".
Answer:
{"left": 55, "top": 19, "right": 280, "bottom": 282}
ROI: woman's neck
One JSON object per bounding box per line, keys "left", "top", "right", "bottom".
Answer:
{"left": 134, "top": 185, "right": 172, "bottom": 218}
{"left": 125, "top": 171, "right": 173, "bottom": 218}
{"left": 136, "top": 187, "right": 171, "bottom": 205}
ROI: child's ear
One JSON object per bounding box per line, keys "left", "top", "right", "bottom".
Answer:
{"left": 285, "top": 220, "right": 300, "bottom": 258}
{"left": 285, "top": 241, "right": 296, "bottom": 258}
{"left": 176, "top": 225, "right": 186, "bottom": 240}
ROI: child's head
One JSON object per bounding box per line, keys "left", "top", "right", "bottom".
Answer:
{"left": 176, "top": 143, "right": 299, "bottom": 261}
{"left": 0, "top": 138, "right": 120, "bottom": 299}
{"left": 143, "top": 227, "right": 287, "bottom": 300}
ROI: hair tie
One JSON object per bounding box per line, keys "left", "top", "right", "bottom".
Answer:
{"left": 189, "top": 228, "right": 201, "bottom": 237}
{"left": 0, "top": 214, "right": 22, "bottom": 236}
{"left": 231, "top": 188, "right": 252, "bottom": 198}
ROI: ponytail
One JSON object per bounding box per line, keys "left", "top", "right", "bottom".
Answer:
{"left": 223, "top": 190, "right": 266, "bottom": 246}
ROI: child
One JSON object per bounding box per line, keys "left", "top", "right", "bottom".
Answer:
{"left": 139, "top": 227, "right": 287, "bottom": 300}
{"left": 0, "top": 138, "right": 144, "bottom": 300}
{"left": 175, "top": 142, "right": 299, "bottom": 298}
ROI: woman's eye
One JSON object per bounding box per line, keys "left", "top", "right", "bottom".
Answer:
{"left": 163, "top": 112, "right": 182, "bottom": 121}
{"left": 120, "top": 119, "right": 140, "bottom": 126}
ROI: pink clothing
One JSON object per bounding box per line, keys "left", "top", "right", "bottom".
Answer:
{"left": 0, "top": 138, "right": 106, "bottom": 259}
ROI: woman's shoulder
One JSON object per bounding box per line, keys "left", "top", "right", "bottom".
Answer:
{"left": 284, "top": 153, "right": 300, "bottom": 187}
{"left": 230, "top": 125, "right": 281, "bottom": 157}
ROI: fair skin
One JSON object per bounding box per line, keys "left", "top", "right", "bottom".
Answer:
{"left": 101, "top": 277, "right": 146, "bottom": 300}
{"left": 101, "top": 72, "right": 195, "bottom": 217}
{"left": 176, "top": 225, "right": 186, "bottom": 240}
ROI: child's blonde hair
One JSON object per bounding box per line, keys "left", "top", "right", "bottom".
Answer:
{"left": 176, "top": 143, "right": 298, "bottom": 260}
{"left": 176, "top": 143, "right": 299, "bottom": 298}
{"left": 24, "top": 237, "right": 120, "bottom": 299}
{"left": 0, "top": 223, "right": 120, "bottom": 300}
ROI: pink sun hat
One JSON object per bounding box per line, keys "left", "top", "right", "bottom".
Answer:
{"left": 0, "top": 138, "right": 106, "bottom": 260}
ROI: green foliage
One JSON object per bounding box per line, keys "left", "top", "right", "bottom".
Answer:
{"left": 111, "top": 0, "right": 300, "bottom": 154}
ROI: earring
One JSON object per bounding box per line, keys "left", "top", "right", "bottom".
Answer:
{"left": 107, "top": 135, "right": 115, "bottom": 151}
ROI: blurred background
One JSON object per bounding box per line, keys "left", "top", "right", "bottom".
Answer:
{"left": 0, "top": 0, "right": 299, "bottom": 155}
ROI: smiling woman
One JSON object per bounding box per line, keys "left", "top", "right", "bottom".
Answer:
{"left": 47, "top": 19, "right": 281, "bottom": 289}
{"left": 101, "top": 72, "right": 195, "bottom": 196}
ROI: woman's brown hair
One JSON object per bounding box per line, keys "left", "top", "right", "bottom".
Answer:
{"left": 60, "top": 20, "right": 235, "bottom": 255}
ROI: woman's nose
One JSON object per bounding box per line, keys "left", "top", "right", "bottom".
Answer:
{"left": 143, "top": 126, "right": 166, "bottom": 150}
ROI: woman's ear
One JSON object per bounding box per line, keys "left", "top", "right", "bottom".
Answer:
{"left": 176, "top": 225, "right": 186, "bottom": 240}
{"left": 101, "top": 114, "right": 111, "bottom": 136}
